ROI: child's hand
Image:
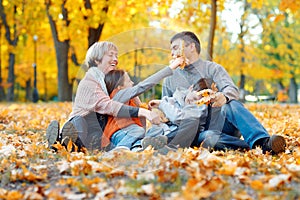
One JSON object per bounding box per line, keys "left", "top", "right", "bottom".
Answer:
{"left": 148, "top": 100, "right": 161, "bottom": 109}
{"left": 185, "top": 87, "right": 201, "bottom": 104}
{"left": 140, "top": 102, "right": 150, "bottom": 110}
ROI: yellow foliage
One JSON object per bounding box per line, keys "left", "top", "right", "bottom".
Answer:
{"left": 248, "top": 0, "right": 264, "bottom": 9}
{"left": 279, "top": 0, "right": 300, "bottom": 13}
{"left": 0, "top": 0, "right": 299, "bottom": 102}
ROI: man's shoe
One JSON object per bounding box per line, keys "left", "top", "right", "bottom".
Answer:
{"left": 262, "top": 135, "right": 286, "bottom": 154}
{"left": 61, "top": 121, "right": 78, "bottom": 147}
{"left": 46, "top": 120, "right": 59, "bottom": 148}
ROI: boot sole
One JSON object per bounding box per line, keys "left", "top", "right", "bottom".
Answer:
{"left": 46, "top": 120, "right": 59, "bottom": 148}
{"left": 270, "top": 135, "right": 286, "bottom": 154}
{"left": 61, "top": 121, "right": 78, "bottom": 146}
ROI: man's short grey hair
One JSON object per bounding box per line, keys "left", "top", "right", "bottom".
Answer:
{"left": 170, "top": 31, "right": 201, "bottom": 54}
{"left": 85, "top": 41, "right": 118, "bottom": 68}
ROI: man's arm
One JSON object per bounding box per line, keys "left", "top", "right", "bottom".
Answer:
{"left": 211, "top": 63, "right": 239, "bottom": 101}
{"left": 205, "top": 63, "right": 239, "bottom": 107}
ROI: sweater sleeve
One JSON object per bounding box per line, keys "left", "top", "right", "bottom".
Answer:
{"left": 117, "top": 105, "right": 139, "bottom": 117}
{"left": 113, "top": 67, "right": 173, "bottom": 103}
{"left": 209, "top": 63, "right": 239, "bottom": 101}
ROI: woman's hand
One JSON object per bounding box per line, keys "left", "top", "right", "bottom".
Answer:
{"left": 138, "top": 108, "right": 161, "bottom": 124}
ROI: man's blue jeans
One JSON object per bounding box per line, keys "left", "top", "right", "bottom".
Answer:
{"left": 198, "top": 130, "right": 250, "bottom": 150}
{"left": 205, "top": 100, "right": 269, "bottom": 149}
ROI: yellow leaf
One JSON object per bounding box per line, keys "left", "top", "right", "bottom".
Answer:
{"left": 7, "top": 190, "right": 23, "bottom": 199}
{"left": 67, "top": 140, "right": 73, "bottom": 152}
{"left": 250, "top": 180, "right": 264, "bottom": 190}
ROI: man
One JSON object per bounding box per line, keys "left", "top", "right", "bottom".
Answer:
{"left": 162, "top": 31, "right": 286, "bottom": 154}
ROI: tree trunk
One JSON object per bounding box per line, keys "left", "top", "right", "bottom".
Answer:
{"left": 46, "top": 1, "right": 72, "bottom": 101}
{"left": 25, "top": 79, "right": 31, "bottom": 101}
{"left": 278, "top": 80, "right": 284, "bottom": 90}
{"left": 6, "top": 52, "right": 15, "bottom": 101}
{"left": 87, "top": 25, "right": 106, "bottom": 48}
{"left": 288, "top": 74, "right": 298, "bottom": 103}
{"left": 0, "top": 83, "right": 4, "bottom": 101}
{"left": 237, "top": 0, "right": 250, "bottom": 102}
{"left": 55, "top": 41, "right": 72, "bottom": 101}
{"left": 1, "top": 3, "right": 18, "bottom": 102}
{"left": 0, "top": 21, "right": 5, "bottom": 101}
{"left": 85, "top": 0, "right": 108, "bottom": 48}
{"left": 0, "top": 75, "right": 5, "bottom": 101}
{"left": 207, "top": 0, "right": 217, "bottom": 61}
{"left": 239, "top": 73, "right": 246, "bottom": 102}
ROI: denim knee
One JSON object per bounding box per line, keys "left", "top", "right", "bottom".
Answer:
{"left": 221, "top": 100, "right": 244, "bottom": 114}
{"left": 198, "top": 130, "right": 222, "bottom": 148}
{"left": 127, "top": 125, "right": 145, "bottom": 139}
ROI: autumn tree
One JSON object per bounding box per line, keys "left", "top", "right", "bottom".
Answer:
{"left": 250, "top": 0, "right": 300, "bottom": 103}
{"left": 45, "top": 0, "right": 75, "bottom": 101}
{"left": 236, "top": 0, "right": 251, "bottom": 101}
{"left": 0, "top": 1, "right": 19, "bottom": 101}
{"left": 166, "top": 0, "right": 226, "bottom": 60}
{"left": 207, "top": 0, "right": 217, "bottom": 61}
{"left": 0, "top": 0, "right": 47, "bottom": 102}
{"left": 278, "top": 0, "right": 300, "bottom": 103}
{"left": 0, "top": 21, "right": 4, "bottom": 100}
{"left": 44, "top": 0, "right": 110, "bottom": 101}
{"left": 1, "top": 0, "right": 299, "bottom": 102}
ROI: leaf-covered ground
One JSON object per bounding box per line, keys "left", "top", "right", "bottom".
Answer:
{"left": 0, "top": 102, "right": 299, "bottom": 200}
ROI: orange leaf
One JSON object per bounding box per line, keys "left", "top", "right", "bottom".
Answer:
{"left": 67, "top": 140, "right": 73, "bottom": 152}
{"left": 7, "top": 190, "right": 23, "bottom": 199}
{"left": 250, "top": 180, "right": 264, "bottom": 190}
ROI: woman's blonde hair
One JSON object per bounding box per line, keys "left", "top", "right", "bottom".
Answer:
{"left": 85, "top": 41, "right": 118, "bottom": 68}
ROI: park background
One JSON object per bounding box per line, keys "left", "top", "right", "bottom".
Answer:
{"left": 0, "top": 0, "right": 299, "bottom": 103}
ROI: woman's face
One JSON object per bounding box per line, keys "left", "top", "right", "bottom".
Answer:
{"left": 98, "top": 49, "right": 118, "bottom": 74}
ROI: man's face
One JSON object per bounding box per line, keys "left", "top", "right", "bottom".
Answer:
{"left": 170, "top": 39, "right": 192, "bottom": 59}
{"left": 170, "top": 39, "right": 183, "bottom": 58}
{"left": 100, "top": 49, "right": 118, "bottom": 74}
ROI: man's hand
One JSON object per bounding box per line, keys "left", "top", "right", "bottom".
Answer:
{"left": 211, "top": 92, "right": 227, "bottom": 107}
